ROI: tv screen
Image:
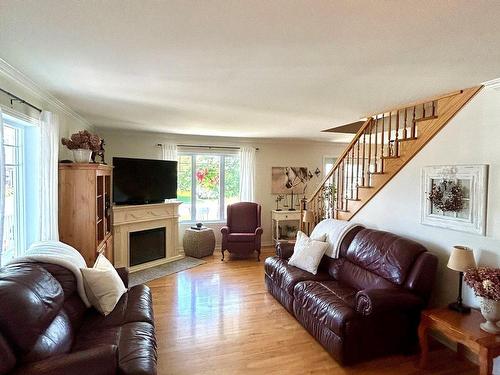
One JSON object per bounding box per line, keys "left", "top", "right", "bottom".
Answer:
{"left": 113, "top": 157, "right": 177, "bottom": 205}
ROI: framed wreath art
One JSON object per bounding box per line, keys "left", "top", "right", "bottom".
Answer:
{"left": 421, "top": 165, "right": 488, "bottom": 235}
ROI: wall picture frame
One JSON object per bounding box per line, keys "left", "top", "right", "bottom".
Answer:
{"left": 420, "top": 164, "right": 488, "bottom": 235}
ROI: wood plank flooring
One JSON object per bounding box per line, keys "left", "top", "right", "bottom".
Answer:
{"left": 148, "top": 247, "right": 477, "bottom": 375}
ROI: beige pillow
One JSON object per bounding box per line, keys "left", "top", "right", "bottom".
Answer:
{"left": 81, "top": 254, "right": 127, "bottom": 316}
{"left": 288, "top": 231, "right": 328, "bottom": 275}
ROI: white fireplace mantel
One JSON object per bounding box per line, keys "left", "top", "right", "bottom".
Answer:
{"left": 112, "top": 201, "right": 182, "bottom": 272}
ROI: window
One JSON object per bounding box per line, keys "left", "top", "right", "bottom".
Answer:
{"left": 177, "top": 151, "right": 240, "bottom": 222}
{"left": 1, "top": 113, "right": 40, "bottom": 265}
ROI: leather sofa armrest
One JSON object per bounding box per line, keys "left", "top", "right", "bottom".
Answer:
{"left": 14, "top": 345, "right": 118, "bottom": 375}
{"left": 116, "top": 267, "right": 129, "bottom": 288}
{"left": 355, "top": 289, "right": 425, "bottom": 317}
{"left": 221, "top": 226, "right": 230, "bottom": 235}
{"left": 255, "top": 227, "right": 263, "bottom": 236}
{"left": 276, "top": 242, "right": 295, "bottom": 260}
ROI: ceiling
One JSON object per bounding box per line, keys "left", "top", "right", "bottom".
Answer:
{"left": 1, "top": 1, "right": 500, "bottom": 141}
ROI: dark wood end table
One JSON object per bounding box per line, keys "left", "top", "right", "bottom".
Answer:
{"left": 419, "top": 307, "right": 500, "bottom": 375}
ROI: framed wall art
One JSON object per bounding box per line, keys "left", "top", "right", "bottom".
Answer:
{"left": 420, "top": 164, "right": 488, "bottom": 235}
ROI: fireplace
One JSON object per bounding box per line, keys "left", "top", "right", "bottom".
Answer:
{"left": 129, "top": 227, "right": 166, "bottom": 267}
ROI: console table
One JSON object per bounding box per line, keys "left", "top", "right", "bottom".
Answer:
{"left": 419, "top": 307, "right": 500, "bottom": 375}
{"left": 271, "top": 210, "right": 301, "bottom": 244}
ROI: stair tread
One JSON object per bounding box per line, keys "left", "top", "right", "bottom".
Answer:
{"left": 368, "top": 171, "right": 385, "bottom": 175}
{"left": 346, "top": 198, "right": 361, "bottom": 201}
{"left": 415, "top": 115, "right": 438, "bottom": 122}
{"left": 381, "top": 155, "right": 399, "bottom": 159}
{"left": 335, "top": 208, "right": 350, "bottom": 212}
{"left": 357, "top": 185, "right": 373, "bottom": 188}
{"left": 398, "top": 137, "right": 418, "bottom": 142}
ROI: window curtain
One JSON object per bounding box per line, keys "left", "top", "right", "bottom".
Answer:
{"left": 0, "top": 109, "right": 5, "bottom": 267}
{"left": 39, "top": 111, "right": 59, "bottom": 241}
{"left": 239, "top": 146, "right": 256, "bottom": 202}
{"left": 161, "top": 143, "right": 178, "bottom": 161}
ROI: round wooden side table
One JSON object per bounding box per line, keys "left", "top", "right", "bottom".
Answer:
{"left": 183, "top": 228, "right": 216, "bottom": 258}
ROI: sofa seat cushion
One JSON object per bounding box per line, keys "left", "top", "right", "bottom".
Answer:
{"left": 72, "top": 321, "right": 157, "bottom": 375}
{"left": 227, "top": 233, "right": 255, "bottom": 242}
{"left": 80, "top": 285, "right": 154, "bottom": 330}
{"left": 293, "top": 280, "right": 358, "bottom": 336}
{"left": 264, "top": 256, "right": 330, "bottom": 295}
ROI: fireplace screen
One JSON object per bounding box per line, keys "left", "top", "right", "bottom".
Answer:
{"left": 129, "top": 227, "right": 166, "bottom": 266}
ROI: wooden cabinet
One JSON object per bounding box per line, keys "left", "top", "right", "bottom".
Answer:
{"left": 271, "top": 210, "right": 301, "bottom": 245}
{"left": 58, "top": 163, "right": 113, "bottom": 266}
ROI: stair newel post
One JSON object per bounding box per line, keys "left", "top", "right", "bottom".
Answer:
{"left": 335, "top": 166, "right": 340, "bottom": 215}
{"left": 367, "top": 119, "right": 372, "bottom": 186}
{"left": 356, "top": 138, "right": 360, "bottom": 199}
{"left": 403, "top": 108, "right": 408, "bottom": 139}
{"left": 350, "top": 147, "right": 355, "bottom": 200}
{"left": 388, "top": 111, "right": 392, "bottom": 156}
{"left": 361, "top": 130, "right": 366, "bottom": 187}
{"left": 395, "top": 110, "right": 400, "bottom": 156}
{"left": 381, "top": 113, "right": 385, "bottom": 172}
{"left": 411, "top": 105, "right": 417, "bottom": 138}
{"left": 374, "top": 116, "right": 378, "bottom": 173}
{"left": 343, "top": 160, "right": 348, "bottom": 211}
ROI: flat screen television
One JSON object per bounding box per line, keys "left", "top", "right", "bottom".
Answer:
{"left": 113, "top": 157, "right": 177, "bottom": 205}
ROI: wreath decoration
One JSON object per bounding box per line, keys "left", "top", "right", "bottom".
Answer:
{"left": 427, "top": 180, "right": 464, "bottom": 212}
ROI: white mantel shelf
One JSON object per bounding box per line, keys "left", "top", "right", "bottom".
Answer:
{"left": 112, "top": 201, "right": 182, "bottom": 272}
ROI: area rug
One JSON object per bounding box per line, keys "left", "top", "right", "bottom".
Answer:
{"left": 129, "top": 257, "right": 206, "bottom": 286}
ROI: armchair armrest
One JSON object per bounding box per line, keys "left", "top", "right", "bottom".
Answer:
{"left": 14, "top": 345, "right": 118, "bottom": 375}
{"left": 355, "top": 289, "right": 425, "bottom": 317}
{"left": 255, "top": 227, "right": 263, "bottom": 236}
{"left": 275, "top": 242, "right": 295, "bottom": 260}
{"left": 116, "top": 267, "right": 129, "bottom": 288}
{"left": 221, "top": 226, "right": 230, "bottom": 235}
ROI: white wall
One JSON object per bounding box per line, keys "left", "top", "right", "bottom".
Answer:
{"left": 354, "top": 87, "right": 500, "bottom": 371}
{"left": 97, "top": 128, "right": 347, "bottom": 248}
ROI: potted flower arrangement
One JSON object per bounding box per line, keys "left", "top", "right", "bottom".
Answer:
{"left": 61, "top": 130, "right": 102, "bottom": 163}
{"left": 464, "top": 267, "right": 500, "bottom": 333}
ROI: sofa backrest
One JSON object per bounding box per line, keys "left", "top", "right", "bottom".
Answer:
{"left": 331, "top": 229, "right": 437, "bottom": 299}
{"left": 0, "top": 262, "right": 87, "bottom": 374}
{"left": 227, "top": 202, "right": 261, "bottom": 233}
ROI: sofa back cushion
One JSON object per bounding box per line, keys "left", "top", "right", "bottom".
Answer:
{"left": 0, "top": 262, "right": 86, "bottom": 365}
{"left": 336, "top": 229, "right": 427, "bottom": 291}
{"left": 0, "top": 331, "right": 16, "bottom": 375}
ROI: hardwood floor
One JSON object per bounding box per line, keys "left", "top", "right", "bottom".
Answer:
{"left": 148, "top": 246, "right": 477, "bottom": 375}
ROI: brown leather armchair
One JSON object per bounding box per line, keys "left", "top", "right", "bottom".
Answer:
{"left": 221, "top": 202, "right": 263, "bottom": 261}
{"left": 0, "top": 262, "right": 157, "bottom": 375}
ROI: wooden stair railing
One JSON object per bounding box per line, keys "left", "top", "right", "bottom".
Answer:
{"left": 304, "top": 86, "right": 482, "bottom": 224}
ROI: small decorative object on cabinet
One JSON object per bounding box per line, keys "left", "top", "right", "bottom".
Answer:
{"left": 58, "top": 163, "right": 113, "bottom": 266}
{"left": 271, "top": 210, "right": 301, "bottom": 244}
{"left": 419, "top": 308, "right": 500, "bottom": 375}
{"left": 464, "top": 266, "right": 500, "bottom": 333}
{"left": 91, "top": 138, "right": 106, "bottom": 164}
{"left": 447, "top": 246, "right": 476, "bottom": 313}
{"left": 61, "top": 130, "right": 102, "bottom": 164}
{"left": 421, "top": 164, "right": 488, "bottom": 235}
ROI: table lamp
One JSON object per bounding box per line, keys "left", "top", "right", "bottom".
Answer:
{"left": 447, "top": 246, "right": 476, "bottom": 314}
{"left": 302, "top": 210, "right": 314, "bottom": 235}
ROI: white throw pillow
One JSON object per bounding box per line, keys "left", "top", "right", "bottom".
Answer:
{"left": 81, "top": 254, "right": 127, "bottom": 316}
{"left": 288, "top": 231, "right": 329, "bottom": 275}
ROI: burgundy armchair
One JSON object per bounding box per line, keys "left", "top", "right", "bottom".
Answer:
{"left": 221, "top": 202, "right": 263, "bottom": 261}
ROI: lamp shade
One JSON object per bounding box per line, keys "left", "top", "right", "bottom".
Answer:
{"left": 302, "top": 210, "right": 314, "bottom": 223}
{"left": 447, "top": 246, "right": 476, "bottom": 272}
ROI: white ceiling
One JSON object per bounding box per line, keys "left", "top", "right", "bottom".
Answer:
{"left": 1, "top": 1, "right": 500, "bottom": 141}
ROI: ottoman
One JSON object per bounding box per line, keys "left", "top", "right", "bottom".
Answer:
{"left": 183, "top": 228, "right": 216, "bottom": 258}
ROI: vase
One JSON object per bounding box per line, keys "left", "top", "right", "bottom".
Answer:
{"left": 479, "top": 297, "right": 500, "bottom": 334}
{"left": 72, "top": 149, "right": 92, "bottom": 163}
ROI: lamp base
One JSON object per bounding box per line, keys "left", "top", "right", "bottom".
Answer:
{"left": 448, "top": 301, "right": 471, "bottom": 314}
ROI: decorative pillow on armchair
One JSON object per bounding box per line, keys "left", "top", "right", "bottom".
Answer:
{"left": 288, "top": 231, "right": 329, "bottom": 275}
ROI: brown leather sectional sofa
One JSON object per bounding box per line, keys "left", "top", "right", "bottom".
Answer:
{"left": 265, "top": 226, "right": 438, "bottom": 365}
{"left": 0, "top": 262, "right": 157, "bottom": 375}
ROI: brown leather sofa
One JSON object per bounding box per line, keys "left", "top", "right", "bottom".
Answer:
{"left": 265, "top": 227, "right": 438, "bottom": 365}
{"left": 0, "top": 262, "right": 157, "bottom": 375}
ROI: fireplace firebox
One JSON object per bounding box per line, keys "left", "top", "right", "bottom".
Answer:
{"left": 129, "top": 227, "right": 166, "bottom": 267}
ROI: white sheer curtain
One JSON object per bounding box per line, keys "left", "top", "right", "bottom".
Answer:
{"left": 0, "top": 109, "right": 5, "bottom": 267}
{"left": 239, "top": 146, "right": 256, "bottom": 202}
{"left": 161, "top": 143, "right": 178, "bottom": 161}
{"left": 39, "top": 111, "right": 59, "bottom": 241}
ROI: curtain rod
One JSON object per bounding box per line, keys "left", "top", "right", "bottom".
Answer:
{"left": 157, "top": 144, "right": 259, "bottom": 151}
{"left": 0, "top": 88, "right": 42, "bottom": 113}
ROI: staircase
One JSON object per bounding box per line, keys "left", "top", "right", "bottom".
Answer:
{"left": 306, "top": 86, "right": 482, "bottom": 223}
